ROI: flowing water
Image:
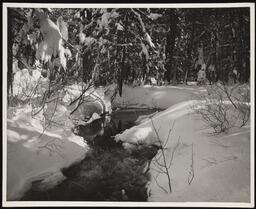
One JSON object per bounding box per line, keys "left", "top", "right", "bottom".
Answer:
{"left": 21, "top": 108, "right": 160, "bottom": 201}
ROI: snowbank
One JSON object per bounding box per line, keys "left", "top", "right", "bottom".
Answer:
{"left": 113, "top": 84, "right": 206, "bottom": 109}
{"left": 7, "top": 82, "right": 115, "bottom": 200}
{"left": 61, "top": 84, "right": 113, "bottom": 126}
{"left": 7, "top": 82, "right": 251, "bottom": 202}
{"left": 7, "top": 105, "right": 88, "bottom": 200}
{"left": 115, "top": 100, "right": 250, "bottom": 202}
{"left": 115, "top": 100, "right": 197, "bottom": 148}
{"left": 62, "top": 84, "right": 112, "bottom": 113}
{"left": 7, "top": 82, "right": 116, "bottom": 200}
{"left": 13, "top": 68, "right": 49, "bottom": 100}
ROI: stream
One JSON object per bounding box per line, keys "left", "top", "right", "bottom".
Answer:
{"left": 21, "top": 108, "right": 160, "bottom": 201}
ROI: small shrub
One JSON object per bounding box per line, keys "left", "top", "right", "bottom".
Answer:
{"left": 193, "top": 83, "right": 250, "bottom": 134}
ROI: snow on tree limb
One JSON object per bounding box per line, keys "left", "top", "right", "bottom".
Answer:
{"left": 145, "top": 33, "right": 155, "bottom": 48}
{"left": 57, "top": 16, "right": 68, "bottom": 41}
{"left": 149, "top": 13, "right": 162, "bottom": 20}
{"left": 140, "top": 42, "right": 149, "bottom": 61}
{"left": 131, "top": 9, "right": 155, "bottom": 49}
{"left": 35, "top": 9, "right": 66, "bottom": 69}
{"left": 131, "top": 9, "right": 146, "bottom": 34}
{"left": 116, "top": 22, "right": 124, "bottom": 31}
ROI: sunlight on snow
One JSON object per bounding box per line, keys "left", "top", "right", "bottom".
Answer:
{"left": 133, "top": 127, "right": 152, "bottom": 140}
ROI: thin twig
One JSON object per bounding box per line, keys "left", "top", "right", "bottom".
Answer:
{"left": 150, "top": 118, "right": 172, "bottom": 192}
{"left": 168, "top": 137, "right": 180, "bottom": 169}
{"left": 188, "top": 143, "right": 194, "bottom": 185}
{"left": 152, "top": 174, "right": 168, "bottom": 194}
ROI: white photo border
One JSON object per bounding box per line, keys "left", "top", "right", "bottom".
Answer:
{"left": 2, "top": 2, "right": 255, "bottom": 207}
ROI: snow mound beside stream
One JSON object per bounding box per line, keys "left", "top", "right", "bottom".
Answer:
{"left": 7, "top": 105, "right": 88, "bottom": 200}
{"left": 115, "top": 99, "right": 251, "bottom": 202}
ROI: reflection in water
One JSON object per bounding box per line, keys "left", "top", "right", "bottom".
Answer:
{"left": 21, "top": 109, "right": 159, "bottom": 201}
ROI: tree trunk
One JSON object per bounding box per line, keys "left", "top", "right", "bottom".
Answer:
{"left": 82, "top": 47, "right": 93, "bottom": 83}
{"left": 230, "top": 9, "right": 236, "bottom": 75}
{"left": 7, "top": 8, "right": 14, "bottom": 105}
{"left": 237, "top": 10, "right": 246, "bottom": 83}
{"left": 165, "top": 9, "right": 178, "bottom": 83}
{"left": 245, "top": 52, "right": 250, "bottom": 82}
{"left": 184, "top": 15, "right": 195, "bottom": 84}
{"left": 215, "top": 31, "right": 221, "bottom": 82}
{"left": 118, "top": 11, "right": 129, "bottom": 97}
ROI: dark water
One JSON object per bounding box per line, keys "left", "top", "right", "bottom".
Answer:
{"left": 21, "top": 108, "right": 160, "bottom": 201}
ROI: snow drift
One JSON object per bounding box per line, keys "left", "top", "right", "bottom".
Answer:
{"left": 114, "top": 99, "right": 250, "bottom": 202}
{"left": 7, "top": 104, "right": 88, "bottom": 200}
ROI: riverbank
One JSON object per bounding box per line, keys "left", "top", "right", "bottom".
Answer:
{"left": 6, "top": 83, "right": 252, "bottom": 203}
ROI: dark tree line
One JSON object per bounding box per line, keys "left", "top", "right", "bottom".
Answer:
{"left": 7, "top": 7, "right": 250, "bottom": 103}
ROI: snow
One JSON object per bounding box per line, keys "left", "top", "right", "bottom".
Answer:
{"left": 7, "top": 104, "right": 88, "bottom": 200}
{"left": 149, "top": 13, "right": 162, "bottom": 20}
{"left": 116, "top": 22, "right": 124, "bottom": 31}
{"left": 7, "top": 83, "right": 115, "bottom": 200}
{"left": 6, "top": 83, "right": 251, "bottom": 203}
{"left": 36, "top": 9, "right": 63, "bottom": 64}
{"left": 114, "top": 85, "right": 251, "bottom": 202}
{"left": 149, "top": 128, "right": 250, "bottom": 202}
{"left": 113, "top": 84, "right": 205, "bottom": 109}
{"left": 145, "top": 33, "right": 155, "bottom": 48}
{"left": 13, "top": 68, "right": 49, "bottom": 100}
{"left": 115, "top": 100, "right": 198, "bottom": 147}
{"left": 62, "top": 84, "right": 112, "bottom": 114}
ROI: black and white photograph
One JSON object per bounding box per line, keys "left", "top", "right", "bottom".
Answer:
{"left": 2, "top": 2, "right": 255, "bottom": 207}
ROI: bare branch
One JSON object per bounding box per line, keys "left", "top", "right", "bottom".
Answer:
{"left": 168, "top": 137, "right": 180, "bottom": 169}
{"left": 188, "top": 143, "right": 194, "bottom": 185}
{"left": 152, "top": 174, "right": 168, "bottom": 194}
{"left": 150, "top": 118, "right": 173, "bottom": 192}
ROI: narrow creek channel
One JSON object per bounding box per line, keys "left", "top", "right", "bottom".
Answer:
{"left": 21, "top": 108, "right": 160, "bottom": 201}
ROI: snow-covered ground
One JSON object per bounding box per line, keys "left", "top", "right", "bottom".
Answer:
{"left": 113, "top": 84, "right": 206, "bottom": 109}
{"left": 114, "top": 85, "right": 251, "bottom": 203}
{"left": 6, "top": 82, "right": 252, "bottom": 204}
{"left": 116, "top": 101, "right": 250, "bottom": 202}
{"left": 7, "top": 104, "right": 88, "bottom": 200}
{"left": 6, "top": 79, "right": 114, "bottom": 200}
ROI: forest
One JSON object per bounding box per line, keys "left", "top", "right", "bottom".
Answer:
{"left": 5, "top": 6, "right": 252, "bottom": 204}
{"left": 7, "top": 7, "right": 250, "bottom": 103}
